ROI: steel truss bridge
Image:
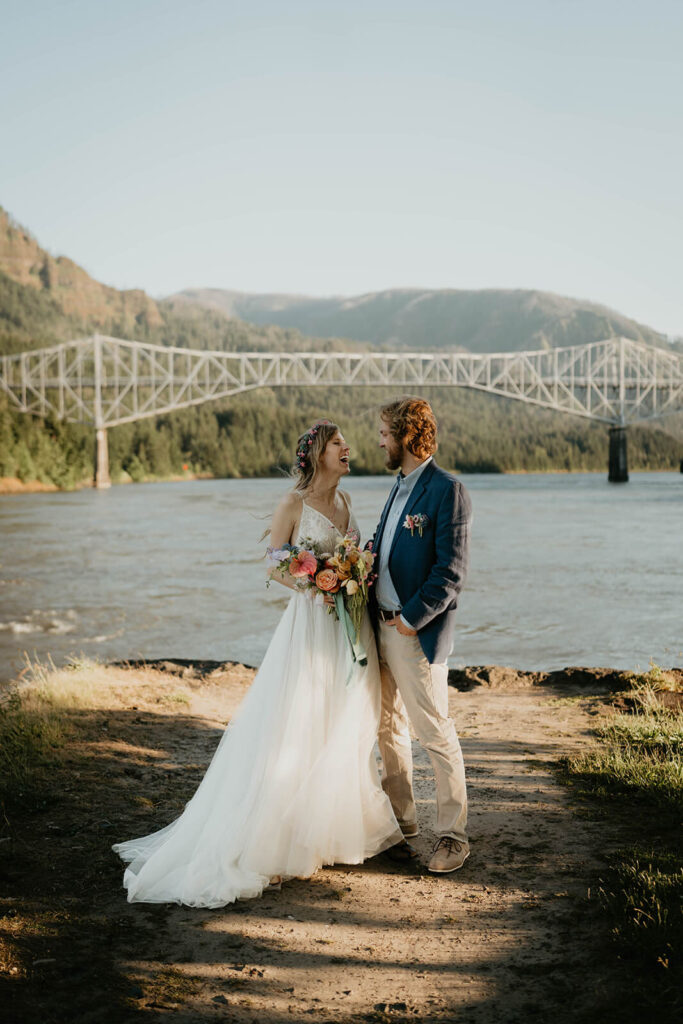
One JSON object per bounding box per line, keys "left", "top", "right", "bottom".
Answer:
{"left": 1, "top": 334, "right": 682, "bottom": 486}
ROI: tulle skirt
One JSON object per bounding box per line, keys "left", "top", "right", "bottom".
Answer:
{"left": 112, "top": 593, "right": 402, "bottom": 907}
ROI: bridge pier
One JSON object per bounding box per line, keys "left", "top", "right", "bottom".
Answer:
{"left": 608, "top": 426, "right": 628, "bottom": 483}
{"left": 94, "top": 428, "right": 111, "bottom": 489}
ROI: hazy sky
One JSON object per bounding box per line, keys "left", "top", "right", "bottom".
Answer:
{"left": 2, "top": 0, "right": 681, "bottom": 334}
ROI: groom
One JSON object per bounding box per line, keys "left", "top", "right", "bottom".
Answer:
{"left": 369, "top": 397, "right": 472, "bottom": 874}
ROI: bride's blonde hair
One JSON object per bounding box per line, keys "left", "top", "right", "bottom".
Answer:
{"left": 293, "top": 420, "right": 339, "bottom": 493}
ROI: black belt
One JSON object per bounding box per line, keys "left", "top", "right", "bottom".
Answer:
{"left": 378, "top": 608, "right": 401, "bottom": 621}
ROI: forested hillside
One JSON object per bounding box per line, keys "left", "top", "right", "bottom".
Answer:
{"left": 172, "top": 286, "right": 668, "bottom": 353}
{"left": 0, "top": 208, "right": 358, "bottom": 356}
{"left": 0, "top": 206, "right": 679, "bottom": 489}
{"left": 1, "top": 386, "right": 679, "bottom": 491}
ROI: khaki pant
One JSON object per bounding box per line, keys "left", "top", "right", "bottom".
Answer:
{"left": 377, "top": 620, "right": 468, "bottom": 843}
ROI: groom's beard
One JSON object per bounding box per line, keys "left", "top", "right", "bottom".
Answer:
{"left": 384, "top": 444, "right": 403, "bottom": 471}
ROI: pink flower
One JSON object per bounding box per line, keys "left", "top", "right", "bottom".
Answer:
{"left": 403, "top": 512, "right": 428, "bottom": 537}
{"left": 289, "top": 550, "right": 318, "bottom": 577}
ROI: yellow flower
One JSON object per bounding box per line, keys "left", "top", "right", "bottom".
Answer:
{"left": 327, "top": 555, "right": 352, "bottom": 580}
{"left": 344, "top": 579, "right": 359, "bottom": 596}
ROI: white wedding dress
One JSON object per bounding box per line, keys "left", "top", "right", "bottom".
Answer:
{"left": 113, "top": 500, "right": 403, "bottom": 907}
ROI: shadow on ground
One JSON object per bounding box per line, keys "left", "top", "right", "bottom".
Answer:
{"left": 0, "top": 670, "right": 634, "bottom": 1024}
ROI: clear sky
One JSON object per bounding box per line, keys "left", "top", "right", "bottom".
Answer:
{"left": 2, "top": 0, "right": 681, "bottom": 334}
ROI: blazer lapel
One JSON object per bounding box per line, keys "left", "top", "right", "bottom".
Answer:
{"left": 373, "top": 477, "right": 400, "bottom": 555}
{"left": 388, "top": 460, "right": 437, "bottom": 562}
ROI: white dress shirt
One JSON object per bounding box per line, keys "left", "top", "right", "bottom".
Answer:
{"left": 376, "top": 456, "right": 433, "bottom": 627}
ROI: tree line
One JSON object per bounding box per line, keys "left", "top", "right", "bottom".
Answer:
{"left": 1, "top": 386, "right": 680, "bottom": 489}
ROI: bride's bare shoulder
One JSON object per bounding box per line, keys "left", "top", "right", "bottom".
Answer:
{"left": 270, "top": 491, "right": 303, "bottom": 546}
{"left": 275, "top": 490, "right": 303, "bottom": 513}
{"left": 272, "top": 490, "right": 303, "bottom": 524}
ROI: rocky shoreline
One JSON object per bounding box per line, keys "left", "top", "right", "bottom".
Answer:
{"left": 114, "top": 657, "right": 683, "bottom": 693}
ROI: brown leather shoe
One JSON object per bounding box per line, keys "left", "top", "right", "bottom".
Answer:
{"left": 385, "top": 840, "right": 419, "bottom": 863}
{"left": 428, "top": 837, "right": 470, "bottom": 874}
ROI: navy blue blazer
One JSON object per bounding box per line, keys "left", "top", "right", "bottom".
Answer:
{"left": 369, "top": 460, "right": 472, "bottom": 665}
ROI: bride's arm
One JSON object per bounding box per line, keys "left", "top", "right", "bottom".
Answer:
{"left": 266, "top": 492, "right": 303, "bottom": 593}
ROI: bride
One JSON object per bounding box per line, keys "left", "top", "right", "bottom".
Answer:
{"left": 113, "top": 420, "right": 403, "bottom": 906}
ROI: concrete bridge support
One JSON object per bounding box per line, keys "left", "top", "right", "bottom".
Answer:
{"left": 94, "top": 428, "right": 111, "bottom": 489}
{"left": 608, "top": 426, "right": 628, "bottom": 483}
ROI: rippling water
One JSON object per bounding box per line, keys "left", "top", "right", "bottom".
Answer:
{"left": 1, "top": 473, "right": 681, "bottom": 682}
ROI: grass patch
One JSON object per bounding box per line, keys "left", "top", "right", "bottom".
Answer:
{"left": 565, "top": 682, "right": 683, "bottom": 824}
{"left": 559, "top": 665, "right": 682, "bottom": 1021}
{"left": 594, "top": 848, "right": 683, "bottom": 973}
{"left": 157, "top": 690, "right": 192, "bottom": 706}
{"left": 0, "top": 656, "right": 194, "bottom": 809}
{"left": 0, "top": 658, "right": 89, "bottom": 807}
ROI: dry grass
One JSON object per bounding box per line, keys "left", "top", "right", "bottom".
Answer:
{"left": 0, "top": 657, "right": 194, "bottom": 807}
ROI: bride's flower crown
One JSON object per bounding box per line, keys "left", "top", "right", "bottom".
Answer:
{"left": 296, "top": 420, "right": 332, "bottom": 470}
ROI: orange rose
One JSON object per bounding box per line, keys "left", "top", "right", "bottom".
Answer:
{"left": 315, "top": 568, "right": 340, "bottom": 593}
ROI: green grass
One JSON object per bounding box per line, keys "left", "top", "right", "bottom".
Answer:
{"left": 560, "top": 667, "right": 682, "bottom": 1021}
{"left": 566, "top": 683, "right": 683, "bottom": 823}
{"left": 594, "top": 849, "right": 683, "bottom": 972}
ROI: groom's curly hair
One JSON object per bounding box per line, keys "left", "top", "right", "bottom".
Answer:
{"left": 380, "top": 397, "right": 438, "bottom": 459}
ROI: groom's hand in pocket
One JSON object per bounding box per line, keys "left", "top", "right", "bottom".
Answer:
{"left": 388, "top": 616, "right": 417, "bottom": 637}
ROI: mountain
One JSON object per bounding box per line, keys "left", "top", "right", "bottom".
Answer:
{"left": 170, "top": 286, "right": 668, "bottom": 353}
{"left": 1, "top": 205, "right": 668, "bottom": 357}
{"left": 1, "top": 207, "right": 679, "bottom": 490}
{"left": 0, "top": 207, "right": 163, "bottom": 341}
{"left": 0, "top": 208, "right": 352, "bottom": 355}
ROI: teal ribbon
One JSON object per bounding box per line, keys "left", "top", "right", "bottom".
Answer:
{"left": 333, "top": 591, "right": 368, "bottom": 682}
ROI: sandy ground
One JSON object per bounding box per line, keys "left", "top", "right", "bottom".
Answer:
{"left": 1, "top": 661, "right": 633, "bottom": 1023}
{"left": 0, "top": 476, "right": 60, "bottom": 494}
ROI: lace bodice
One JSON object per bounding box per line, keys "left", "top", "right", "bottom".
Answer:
{"left": 296, "top": 495, "right": 360, "bottom": 551}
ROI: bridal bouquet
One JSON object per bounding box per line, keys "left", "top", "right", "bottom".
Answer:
{"left": 266, "top": 533, "right": 375, "bottom": 667}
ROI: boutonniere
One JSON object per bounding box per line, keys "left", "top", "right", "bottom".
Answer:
{"left": 403, "top": 513, "right": 429, "bottom": 537}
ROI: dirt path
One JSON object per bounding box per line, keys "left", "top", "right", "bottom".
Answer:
{"left": 2, "top": 665, "right": 623, "bottom": 1023}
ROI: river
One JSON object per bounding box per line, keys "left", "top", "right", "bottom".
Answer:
{"left": 0, "top": 473, "right": 681, "bottom": 682}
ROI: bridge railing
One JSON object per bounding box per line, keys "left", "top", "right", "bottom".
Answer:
{"left": 1, "top": 334, "right": 682, "bottom": 430}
